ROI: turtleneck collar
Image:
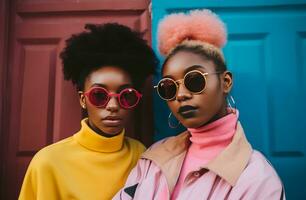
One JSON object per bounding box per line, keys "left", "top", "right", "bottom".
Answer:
{"left": 74, "top": 118, "right": 125, "bottom": 153}
{"left": 187, "top": 111, "right": 238, "bottom": 160}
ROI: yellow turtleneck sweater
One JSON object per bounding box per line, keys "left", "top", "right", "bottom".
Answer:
{"left": 19, "top": 119, "right": 146, "bottom": 200}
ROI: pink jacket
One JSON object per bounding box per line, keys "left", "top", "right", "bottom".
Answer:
{"left": 113, "top": 123, "right": 285, "bottom": 200}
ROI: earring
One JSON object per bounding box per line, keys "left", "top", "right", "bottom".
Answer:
{"left": 82, "top": 104, "right": 86, "bottom": 109}
{"left": 168, "top": 112, "right": 181, "bottom": 128}
{"left": 227, "top": 95, "right": 236, "bottom": 114}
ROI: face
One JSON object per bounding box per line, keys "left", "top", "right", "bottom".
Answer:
{"left": 79, "top": 66, "right": 134, "bottom": 136}
{"left": 161, "top": 51, "right": 233, "bottom": 128}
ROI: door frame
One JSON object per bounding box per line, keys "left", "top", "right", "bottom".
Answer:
{"left": 0, "top": 0, "right": 12, "bottom": 198}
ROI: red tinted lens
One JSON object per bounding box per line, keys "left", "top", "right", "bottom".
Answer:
{"left": 119, "top": 88, "right": 140, "bottom": 108}
{"left": 88, "top": 88, "right": 109, "bottom": 107}
{"left": 184, "top": 71, "right": 206, "bottom": 93}
{"left": 157, "top": 79, "right": 177, "bottom": 100}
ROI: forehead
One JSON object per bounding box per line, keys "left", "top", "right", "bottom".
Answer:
{"left": 163, "top": 51, "right": 216, "bottom": 77}
{"left": 85, "top": 66, "right": 132, "bottom": 88}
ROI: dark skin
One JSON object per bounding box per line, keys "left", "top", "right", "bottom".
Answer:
{"left": 78, "top": 66, "right": 133, "bottom": 137}
{"left": 162, "top": 51, "right": 233, "bottom": 128}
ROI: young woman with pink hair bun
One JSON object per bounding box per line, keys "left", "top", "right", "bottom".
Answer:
{"left": 114, "top": 9, "right": 285, "bottom": 200}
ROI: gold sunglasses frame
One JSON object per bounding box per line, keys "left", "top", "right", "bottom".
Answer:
{"left": 154, "top": 70, "right": 223, "bottom": 101}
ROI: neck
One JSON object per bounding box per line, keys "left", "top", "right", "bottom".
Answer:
{"left": 74, "top": 118, "right": 125, "bottom": 153}
{"left": 187, "top": 111, "right": 238, "bottom": 161}
{"left": 87, "top": 119, "right": 121, "bottom": 138}
{"left": 202, "top": 101, "right": 229, "bottom": 126}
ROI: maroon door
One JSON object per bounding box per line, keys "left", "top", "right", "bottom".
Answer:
{"left": 0, "top": 1, "right": 154, "bottom": 199}
{"left": 0, "top": 0, "right": 11, "bottom": 197}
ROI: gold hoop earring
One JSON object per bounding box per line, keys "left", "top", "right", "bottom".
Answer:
{"left": 168, "top": 112, "right": 180, "bottom": 128}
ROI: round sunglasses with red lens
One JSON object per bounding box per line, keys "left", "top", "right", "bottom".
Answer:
{"left": 83, "top": 87, "right": 142, "bottom": 109}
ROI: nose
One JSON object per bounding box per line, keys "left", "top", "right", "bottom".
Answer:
{"left": 176, "top": 82, "right": 192, "bottom": 102}
{"left": 105, "top": 97, "right": 120, "bottom": 112}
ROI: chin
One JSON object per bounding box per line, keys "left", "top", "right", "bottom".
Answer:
{"left": 181, "top": 118, "right": 205, "bottom": 129}
{"left": 102, "top": 127, "right": 123, "bottom": 135}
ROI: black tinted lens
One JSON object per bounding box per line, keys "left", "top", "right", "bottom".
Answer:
{"left": 158, "top": 79, "right": 177, "bottom": 100}
{"left": 184, "top": 71, "right": 206, "bottom": 93}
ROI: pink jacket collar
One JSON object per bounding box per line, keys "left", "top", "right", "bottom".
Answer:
{"left": 142, "top": 122, "right": 252, "bottom": 192}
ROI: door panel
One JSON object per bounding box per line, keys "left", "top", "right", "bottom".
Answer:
{"left": 3, "top": 1, "right": 153, "bottom": 199}
{"left": 152, "top": 1, "right": 306, "bottom": 199}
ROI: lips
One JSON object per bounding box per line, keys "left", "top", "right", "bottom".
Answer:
{"left": 178, "top": 105, "right": 198, "bottom": 118}
{"left": 102, "top": 116, "right": 122, "bottom": 127}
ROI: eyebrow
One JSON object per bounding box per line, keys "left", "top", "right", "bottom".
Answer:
{"left": 183, "top": 65, "right": 207, "bottom": 74}
{"left": 91, "top": 83, "right": 107, "bottom": 88}
{"left": 163, "top": 65, "right": 207, "bottom": 79}
{"left": 90, "top": 83, "right": 133, "bottom": 91}
{"left": 117, "top": 84, "right": 133, "bottom": 91}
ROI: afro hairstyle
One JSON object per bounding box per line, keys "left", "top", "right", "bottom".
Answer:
{"left": 60, "top": 23, "right": 159, "bottom": 91}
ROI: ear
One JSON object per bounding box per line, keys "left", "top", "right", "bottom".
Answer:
{"left": 223, "top": 71, "right": 233, "bottom": 94}
{"left": 78, "top": 91, "right": 86, "bottom": 109}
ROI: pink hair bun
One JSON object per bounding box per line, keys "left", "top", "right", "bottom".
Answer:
{"left": 158, "top": 9, "right": 227, "bottom": 56}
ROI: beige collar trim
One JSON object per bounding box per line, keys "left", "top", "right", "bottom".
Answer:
{"left": 206, "top": 122, "right": 252, "bottom": 186}
{"left": 142, "top": 122, "right": 252, "bottom": 190}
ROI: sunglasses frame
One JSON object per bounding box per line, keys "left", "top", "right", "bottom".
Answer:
{"left": 154, "top": 70, "right": 223, "bottom": 101}
{"left": 83, "top": 87, "right": 142, "bottom": 109}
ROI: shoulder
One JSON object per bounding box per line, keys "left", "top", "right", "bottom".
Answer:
{"left": 29, "top": 136, "right": 74, "bottom": 169}
{"left": 124, "top": 137, "right": 146, "bottom": 153}
{"left": 147, "top": 131, "right": 190, "bottom": 152}
{"left": 248, "top": 150, "right": 281, "bottom": 178}
{"left": 237, "top": 150, "right": 283, "bottom": 188}
{"left": 140, "top": 131, "right": 189, "bottom": 165}
{"left": 232, "top": 150, "right": 284, "bottom": 199}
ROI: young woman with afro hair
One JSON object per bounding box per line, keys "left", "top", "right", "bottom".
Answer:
{"left": 19, "top": 23, "right": 159, "bottom": 200}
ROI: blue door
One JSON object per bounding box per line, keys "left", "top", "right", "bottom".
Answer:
{"left": 151, "top": 1, "right": 306, "bottom": 199}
